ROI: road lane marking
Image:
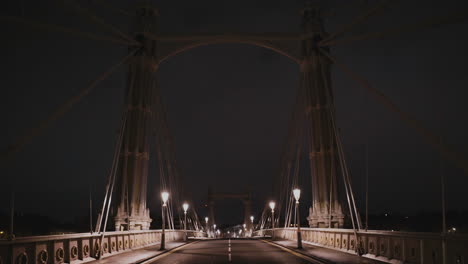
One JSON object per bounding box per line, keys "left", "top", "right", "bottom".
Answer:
{"left": 260, "top": 240, "right": 327, "bottom": 264}
{"left": 228, "top": 239, "right": 232, "bottom": 262}
{"left": 138, "top": 241, "right": 199, "bottom": 264}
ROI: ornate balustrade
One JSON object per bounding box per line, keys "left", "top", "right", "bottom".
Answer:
{"left": 253, "top": 228, "right": 468, "bottom": 264}
{"left": 0, "top": 229, "right": 205, "bottom": 264}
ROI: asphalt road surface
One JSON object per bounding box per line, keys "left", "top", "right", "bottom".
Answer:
{"left": 143, "top": 239, "right": 324, "bottom": 264}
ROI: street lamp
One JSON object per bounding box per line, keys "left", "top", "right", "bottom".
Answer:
{"left": 250, "top": 216, "right": 254, "bottom": 235}
{"left": 183, "top": 203, "right": 189, "bottom": 241}
{"left": 160, "top": 191, "right": 169, "bottom": 250}
{"left": 293, "top": 188, "right": 302, "bottom": 249}
{"left": 269, "top": 201, "right": 275, "bottom": 240}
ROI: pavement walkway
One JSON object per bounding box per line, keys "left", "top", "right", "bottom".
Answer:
{"left": 86, "top": 241, "right": 186, "bottom": 264}
{"left": 271, "top": 239, "right": 386, "bottom": 264}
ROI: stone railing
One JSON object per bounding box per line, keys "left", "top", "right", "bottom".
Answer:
{"left": 253, "top": 228, "right": 468, "bottom": 264}
{"left": 0, "top": 229, "right": 206, "bottom": 264}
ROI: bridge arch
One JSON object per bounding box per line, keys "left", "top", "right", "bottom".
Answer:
{"left": 207, "top": 190, "right": 253, "bottom": 235}
{"left": 158, "top": 37, "right": 301, "bottom": 65}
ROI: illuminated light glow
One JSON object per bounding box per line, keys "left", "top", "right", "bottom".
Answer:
{"left": 183, "top": 203, "right": 189, "bottom": 213}
{"left": 205, "top": 217, "right": 209, "bottom": 223}
{"left": 214, "top": 224, "right": 217, "bottom": 229}
{"left": 243, "top": 224, "right": 246, "bottom": 229}
{"left": 269, "top": 201, "right": 276, "bottom": 210}
{"left": 250, "top": 216, "right": 254, "bottom": 222}
{"left": 161, "top": 191, "right": 169, "bottom": 205}
{"left": 293, "top": 188, "right": 301, "bottom": 202}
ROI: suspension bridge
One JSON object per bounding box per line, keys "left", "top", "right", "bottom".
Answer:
{"left": 1, "top": 0, "right": 468, "bottom": 263}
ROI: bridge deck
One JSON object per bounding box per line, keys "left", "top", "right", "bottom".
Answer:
{"left": 86, "top": 239, "right": 386, "bottom": 264}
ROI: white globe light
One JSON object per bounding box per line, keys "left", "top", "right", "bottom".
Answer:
{"left": 205, "top": 217, "right": 209, "bottom": 223}
{"left": 183, "top": 203, "right": 189, "bottom": 212}
{"left": 293, "top": 188, "right": 301, "bottom": 202}
{"left": 269, "top": 201, "right": 276, "bottom": 210}
{"left": 161, "top": 192, "right": 169, "bottom": 204}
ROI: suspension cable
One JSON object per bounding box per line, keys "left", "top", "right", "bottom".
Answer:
{"left": 0, "top": 16, "right": 136, "bottom": 46}
{"left": 319, "top": 0, "right": 393, "bottom": 45}
{"left": 61, "top": 0, "right": 138, "bottom": 45}
{"left": 321, "top": 8, "right": 468, "bottom": 47}
{"left": 1, "top": 50, "right": 137, "bottom": 165}
{"left": 319, "top": 49, "right": 468, "bottom": 175}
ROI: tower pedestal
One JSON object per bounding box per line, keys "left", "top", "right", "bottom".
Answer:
{"left": 114, "top": 207, "right": 152, "bottom": 231}
{"left": 307, "top": 205, "right": 344, "bottom": 228}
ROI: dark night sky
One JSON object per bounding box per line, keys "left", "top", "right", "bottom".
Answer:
{"left": 1, "top": 0, "right": 468, "bottom": 228}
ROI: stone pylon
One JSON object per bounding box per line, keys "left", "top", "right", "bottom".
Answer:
{"left": 114, "top": 4, "right": 159, "bottom": 231}
{"left": 301, "top": 5, "right": 345, "bottom": 228}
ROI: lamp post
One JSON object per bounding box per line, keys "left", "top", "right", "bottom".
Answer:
{"left": 293, "top": 188, "right": 302, "bottom": 249}
{"left": 250, "top": 215, "right": 254, "bottom": 237}
{"left": 269, "top": 201, "right": 275, "bottom": 240}
{"left": 204, "top": 217, "right": 209, "bottom": 237}
{"left": 183, "top": 203, "right": 189, "bottom": 241}
{"left": 160, "top": 191, "right": 169, "bottom": 250}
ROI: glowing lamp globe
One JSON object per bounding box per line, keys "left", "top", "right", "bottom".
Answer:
{"left": 161, "top": 191, "right": 169, "bottom": 205}
{"left": 269, "top": 201, "right": 276, "bottom": 210}
{"left": 293, "top": 188, "right": 301, "bottom": 202}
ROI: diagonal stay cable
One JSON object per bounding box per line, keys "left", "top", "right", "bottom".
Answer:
{"left": 321, "top": 8, "right": 468, "bottom": 47}
{"left": 319, "top": 49, "right": 468, "bottom": 175}
{"left": 1, "top": 49, "right": 139, "bottom": 165}
{"left": 319, "top": 0, "right": 393, "bottom": 45}
{"left": 0, "top": 16, "right": 137, "bottom": 46}
{"left": 61, "top": 0, "right": 138, "bottom": 45}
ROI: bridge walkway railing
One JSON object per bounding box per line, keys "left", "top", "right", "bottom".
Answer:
{"left": 253, "top": 228, "right": 468, "bottom": 264}
{"left": 0, "top": 229, "right": 206, "bottom": 264}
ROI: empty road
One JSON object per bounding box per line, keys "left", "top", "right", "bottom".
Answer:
{"left": 142, "top": 239, "right": 324, "bottom": 264}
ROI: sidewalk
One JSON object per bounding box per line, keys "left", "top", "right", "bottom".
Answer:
{"left": 271, "top": 239, "right": 386, "bottom": 264}
{"left": 87, "top": 241, "right": 187, "bottom": 264}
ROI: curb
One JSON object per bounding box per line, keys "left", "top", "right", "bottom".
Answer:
{"left": 133, "top": 240, "right": 198, "bottom": 264}
{"left": 261, "top": 239, "right": 333, "bottom": 264}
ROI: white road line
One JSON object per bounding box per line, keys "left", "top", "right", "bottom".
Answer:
{"left": 228, "top": 239, "right": 232, "bottom": 262}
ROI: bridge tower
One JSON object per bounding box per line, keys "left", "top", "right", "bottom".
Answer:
{"left": 114, "top": 4, "right": 159, "bottom": 231}
{"left": 301, "top": 5, "right": 345, "bottom": 228}
{"left": 207, "top": 190, "right": 253, "bottom": 232}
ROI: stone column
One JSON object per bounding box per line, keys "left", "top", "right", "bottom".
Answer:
{"left": 301, "top": 5, "right": 344, "bottom": 228}
{"left": 114, "top": 4, "right": 159, "bottom": 231}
